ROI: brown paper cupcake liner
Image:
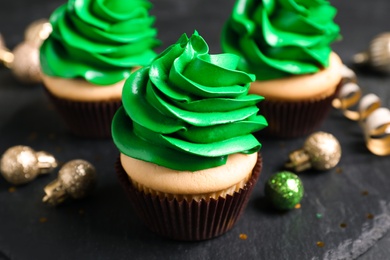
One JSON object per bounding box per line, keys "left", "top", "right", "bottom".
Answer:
{"left": 44, "top": 88, "right": 121, "bottom": 138}
{"left": 259, "top": 82, "right": 341, "bottom": 138}
{"left": 115, "top": 153, "right": 263, "bottom": 241}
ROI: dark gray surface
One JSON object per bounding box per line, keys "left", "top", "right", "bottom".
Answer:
{"left": 1, "top": 1, "right": 390, "bottom": 259}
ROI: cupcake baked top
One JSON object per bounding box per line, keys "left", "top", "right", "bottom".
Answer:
{"left": 112, "top": 32, "right": 267, "bottom": 171}
{"left": 221, "top": 0, "right": 341, "bottom": 80}
{"left": 40, "top": 0, "right": 160, "bottom": 86}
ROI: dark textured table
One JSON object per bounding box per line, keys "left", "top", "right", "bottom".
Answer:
{"left": 1, "top": 1, "right": 390, "bottom": 259}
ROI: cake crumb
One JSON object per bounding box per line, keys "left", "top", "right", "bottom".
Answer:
{"left": 8, "top": 187, "right": 16, "bottom": 193}
{"left": 316, "top": 241, "right": 325, "bottom": 248}
{"left": 294, "top": 203, "right": 301, "bottom": 209}
{"left": 239, "top": 233, "right": 248, "bottom": 240}
{"left": 39, "top": 217, "right": 48, "bottom": 223}
{"left": 335, "top": 167, "right": 343, "bottom": 174}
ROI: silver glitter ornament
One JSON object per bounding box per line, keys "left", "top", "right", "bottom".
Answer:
{"left": 353, "top": 33, "right": 390, "bottom": 74}
{"left": 43, "top": 159, "right": 96, "bottom": 206}
{"left": 0, "top": 145, "right": 57, "bottom": 185}
{"left": 285, "top": 132, "right": 342, "bottom": 172}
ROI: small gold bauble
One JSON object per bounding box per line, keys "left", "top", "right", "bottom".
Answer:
{"left": 10, "top": 42, "right": 42, "bottom": 83}
{"left": 303, "top": 132, "right": 342, "bottom": 171}
{"left": 354, "top": 33, "right": 390, "bottom": 74}
{"left": 285, "top": 131, "right": 342, "bottom": 172}
{"left": 0, "top": 146, "right": 57, "bottom": 185}
{"left": 0, "top": 19, "right": 52, "bottom": 84}
{"left": 43, "top": 159, "right": 96, "bottom": 206}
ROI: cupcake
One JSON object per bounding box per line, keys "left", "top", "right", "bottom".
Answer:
{"left": 222, "top": 0, "right": 342, "bottom": 138}
{"left": 40, "top": 0, "right": 160, "bottom": 138}
{"left": 112, "top": 32, "right": 267, "bottom": 240}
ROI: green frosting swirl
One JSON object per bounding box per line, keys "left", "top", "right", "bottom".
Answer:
{"left": 40, "top": 0, "right": 160, "bottom": 85}
{"left": 112, "top": 32, "right": 267, "bottom": 171}
{"left": 222, "top": 0, "right": 341, "bottom": 80}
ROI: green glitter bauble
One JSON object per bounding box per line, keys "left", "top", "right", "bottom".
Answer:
{"left": 265, "top": 171, "right": 304, "bottom": 210}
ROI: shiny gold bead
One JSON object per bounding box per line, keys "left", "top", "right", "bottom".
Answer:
{"left": 0, "top": 146, "right": 57, "bottom": 185}
{"left": 285, "top": 132, "right": 342, "bottom": 172}
{"left": 43, "top": 160, "right": 96, "bottom": 206}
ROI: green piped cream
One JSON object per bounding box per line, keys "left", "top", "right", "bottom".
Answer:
{"left": 40, "top": 0, "right": 160, "bottom": 85}
{"left": 222, "top": 0, "right": 341, "bottom": 80}
{"left": 112, "top": 32, "right": 267, "bottom": 171}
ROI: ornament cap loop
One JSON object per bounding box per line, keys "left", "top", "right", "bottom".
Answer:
{"left": 36, "top": 151, "right": 58, "bottom": 174}
{"left": 285, "top": 149, "right": 311, "bottom": 172}
{"left": 353, "top": 51, "right": 369, "bottom": 66}
{"left": 0, "top": 35, "right": 14, "bottom": 67}
{"left": 43, "top": 179, "right": 68, "bottom": 206}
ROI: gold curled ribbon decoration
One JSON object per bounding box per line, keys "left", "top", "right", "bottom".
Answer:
{"left": 333, "top": 65, "right": 389, "bottom": 156}
{"left": 362, "top": 108, "right": 390, "bottom": 156}
{"left": 332, "top": 82, "right": 363, "bottom": 120}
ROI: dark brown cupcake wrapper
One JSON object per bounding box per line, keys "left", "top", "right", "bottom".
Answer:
{"left": 258, "top": 81, "right": 342, "bottom": 138}
{"left": 44, "top": 88, "right": 121, "bottom": 138}
{"left": 115, "top": 153, "right": 263, "bottom": 241}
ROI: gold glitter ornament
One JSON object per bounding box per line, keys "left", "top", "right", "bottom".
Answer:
{"left": 0, "top": 19, "right": 52, "bottom": 84}
{"left": 285, "top": 131, "right": 341, "bottom": 172}
{"left": 10, "top": 42, "right": 42, "bottom": 83}
{"left": 0, "top": 145, "right": 57, "bottom": 185}
{"left": 43, "top": 159, "right": 96, "bottom": 206}
{"left": 353, "top": 33, "right": 390, "bottom": 74}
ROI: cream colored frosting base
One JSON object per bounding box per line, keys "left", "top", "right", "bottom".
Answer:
{"left": 41, "top": 74, "right": 124, "bottom": 102}
{"left": 249, "top": 52, "right": 343, "bottom": 101}
{"left": 120, "top": 152, "right": 258, "bottom": 201}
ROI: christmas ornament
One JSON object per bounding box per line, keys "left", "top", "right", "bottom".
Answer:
{"left": 43, "top": 159, "right": 96, "bottom": 206}
{"left": 0, "top": 19, "right": 52, "bottom": 83}
{"left": 265, "top": 171, "right": 304, "bottom": 210}
{"left": 0, "top": 145, "right": 57, "bottom": 185}
{"left": 285, "top": 132, "right": 341, "bottom": 172}
{"left": 353, "top": 32, "right": 390, "bottom": 74}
